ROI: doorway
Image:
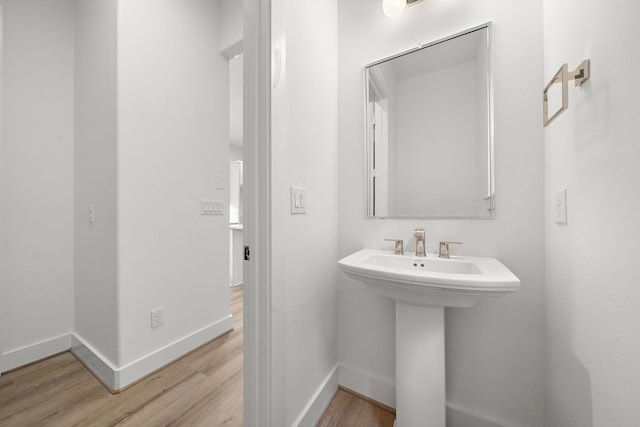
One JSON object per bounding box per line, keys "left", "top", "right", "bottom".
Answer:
{"left": 0, "top": 0, "right": 270, "bottom": 425}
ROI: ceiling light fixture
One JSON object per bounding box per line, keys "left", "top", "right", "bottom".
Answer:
{"left": 382, "top": 0, "right": 406, "bottom": 18}
{"left": 383, "top": 0, "right": 424, "bottom": 18}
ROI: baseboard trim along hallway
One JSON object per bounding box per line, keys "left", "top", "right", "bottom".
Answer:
{"left": 72, "top": 315, "right": 233, "bottom": 391}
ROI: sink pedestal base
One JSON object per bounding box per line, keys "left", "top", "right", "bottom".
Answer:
{"left": 395, "top": 302, "right": 445, "bottom": 427}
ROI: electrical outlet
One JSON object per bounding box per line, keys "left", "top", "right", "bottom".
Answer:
{"left": 151, "top": 307, "right": 164, "bottom": 328}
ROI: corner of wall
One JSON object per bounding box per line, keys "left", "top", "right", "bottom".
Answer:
{"left": 338, "top": 363, "right": 396, "bottom": 409}
{"left": 292, "top": 365, "right": 339, "bottom": 427}
{"left": 71, "top": 334, "right": 118, "bottom": 391}
{"left": 73, "top": 314, "right": 232, "bottom": 391}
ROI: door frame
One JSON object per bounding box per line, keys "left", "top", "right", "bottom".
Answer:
{"left": 0, "top": 5, "right": 5, "bottom": 374}
{"left": 243, "top": 0, "right": 272, "bottom": 423}
{"left": 367, "top": 99, "right": 389, "bottom": 217}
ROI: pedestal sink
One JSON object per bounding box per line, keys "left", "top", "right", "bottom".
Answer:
{"left": 338, "top": 249, "right": 520, "bottom": 427}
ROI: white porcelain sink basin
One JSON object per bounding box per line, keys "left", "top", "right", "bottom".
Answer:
{"left": 338, "top": 249, "right": 520, "bottom": 308}
{"left": 339, "top": 248, "right": 520, "bottom": 426}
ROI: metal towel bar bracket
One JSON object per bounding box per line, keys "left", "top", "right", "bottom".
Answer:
{"left": 543, "top": 59, "right": 590, "bottom": 127}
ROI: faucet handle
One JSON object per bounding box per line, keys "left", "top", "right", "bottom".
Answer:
{"left": 439, "top": 241, "right": 462, "bottom": 258}
{"left": 384, "top": 238, "right": 404, "bottom": 255}
{"left": 413, "top": 228, "right": 425, "bottom": 238}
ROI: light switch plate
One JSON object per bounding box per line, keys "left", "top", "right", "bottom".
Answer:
{"left": 555, "top": 188, "right": 567, "bottom": 224}
{"left": 201, "top": 199, "right": 224, "bottom": 216}
{"left": 290, "top": 186, "right": 307, "bottom": 214}
{"left": 215, "top": 176, "right": 224, "bottom": 190}
{"left": 88, "top": 204, "right": 95, "bottom": 224}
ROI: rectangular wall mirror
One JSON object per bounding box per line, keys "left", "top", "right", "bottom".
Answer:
{"left": 365, "top": 23, "right": 494, "bottom": 219}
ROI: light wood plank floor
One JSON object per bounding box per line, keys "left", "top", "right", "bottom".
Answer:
{"left": 0, "top": 285, "right": 244, "bottom": 427}
{"left": 2, "top": 285, "right": 395, "bottom": 427}
{"left": 318, "top": 388, "right": 396, "bottom": 427}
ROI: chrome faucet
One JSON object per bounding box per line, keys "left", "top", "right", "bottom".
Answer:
{"left": 385, "top": 238, "right": 404, "bottom": 255}
{"left": 414, "top": 229, "right": 426, "bottom": 257}
{"left": 439, "top": 241, "right": 462, "bottom": 258}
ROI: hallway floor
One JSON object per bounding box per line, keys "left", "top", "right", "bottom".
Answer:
{"left": 319, "top": 388, "right": 395, "bottom": 427}
{"left": 0, "top": 285, "right": 243, "bottom": 426}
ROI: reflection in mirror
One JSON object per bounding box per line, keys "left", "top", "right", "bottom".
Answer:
{"left": 365, "top": 24, "right": 494, "bottom": 218}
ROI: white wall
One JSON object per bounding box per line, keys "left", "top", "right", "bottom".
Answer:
{"left": 476, "top": 37, "right": 490, "bottom": 215}
{"left": 0, "top": 4, "right": 4, "bottom": 368}
{"left": 379, "top": 63, "right": 399, "bottom": 214}
{"left": 218, "top": 0, "right": 243, "bottom": 57}
{"left": 395, "top": 61, "right": 478, "bottom": 216}
{"left": 543, "top": 0, "right": 640, "bottom": 425}
{"left": 0, "top": 0, "right": 74, "bottom": 371}
{"left": 117, "top": 0, "right": 231, "bottom": 368}
{"left": 74, "top": 0, "right": 119, "bottom": 366}
{"left": 229, "top": 53, "right": 244, "bottom": 148}
{"left": 0, "top": 0, "right": 235, "bottom": 388}
{"left": 270, "top": 0, "right": 339, "bottom": 424}
{"left": 230, "top": 145, "right": 243, "bottom": 162}
{"left": 337, "top": 1, "right": 545, "bottom": 425}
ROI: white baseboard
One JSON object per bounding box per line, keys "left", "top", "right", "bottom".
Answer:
{"left": 70, "top": 334, "right": 119, "bottom": 390}
{"left": 447, "top": 402, "right": 514, "bottom": 427}
{"left": 338, "top": 364, "right": 515, "bottom": 427}
{"left": 2, "top": 316, "right": 233, "bottom": 390}
{"left": 115, "top": 314, "right": 233, "bottom": 390}
{"left": 338, "top": 363, "right": 396, "bottom": 408}
{"left": 293, "top": 365, "right": 339, "bottom": 427}
{"left": 2, "top": 334, "right": 72, "bottom": 373}
{"left": 73, "top": 314, "right": 234, "bottom": 391}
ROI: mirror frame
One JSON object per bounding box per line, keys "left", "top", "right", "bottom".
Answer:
{"left": 363, "top": 22, "right": 495, "bottom": 219}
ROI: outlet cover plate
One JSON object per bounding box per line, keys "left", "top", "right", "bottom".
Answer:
{"left": 151, "top": 307, "right": 164, "bottom": 328}
{"left": 555, "top": 188, "right": 567, "bottom": 224}
{"left": 200, "top": 199, "right": 224, "bottom": 216}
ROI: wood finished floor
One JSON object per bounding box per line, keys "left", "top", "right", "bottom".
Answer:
{"left": 1, "top": 284, "right": 394, "bottom": 426}
{"left": 0, "top": 285, "right": 244, "bottom": 427}
{"left": 317, "top": 388, "right": 395, "bottom": 427}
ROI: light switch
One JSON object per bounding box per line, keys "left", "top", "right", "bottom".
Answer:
{"left": 554, "top": 188, "right": 567, "bottom": 224}
{"left": 215, "top": 176, "right": 224, "bottom": 190}
{"left": 290, "top": 186, "right": 307, "bottom": 214}
{"left": 88, "top": 204, "right": 95, "bottom": 224}
{"left": 201, "top": 199, "right": 224, "bottom": 216}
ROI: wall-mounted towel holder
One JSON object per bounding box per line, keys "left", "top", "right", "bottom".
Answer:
{"left": 543, "top": 59, "right": 590, "bottom": 127}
